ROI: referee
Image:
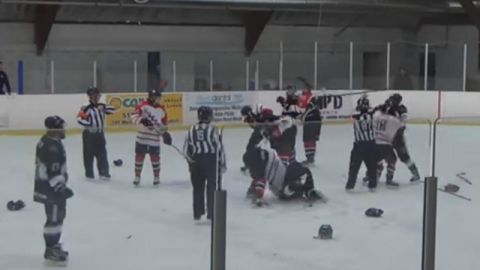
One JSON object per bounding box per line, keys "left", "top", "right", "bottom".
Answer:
{"left": 345, "top": 95, "right": 378, "bottom": 191}
{"left": 183, "top": 106, "right": 226, "bottom": 221}
{"left": 77, "top": 87, "right": 115, "bottom": 180}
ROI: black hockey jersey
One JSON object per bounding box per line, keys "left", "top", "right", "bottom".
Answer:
{"left": 302, "top": 96, "right": 322, "bottom": 123}
{"left": 34, "top": 135, "right": 69, "bottom": 204}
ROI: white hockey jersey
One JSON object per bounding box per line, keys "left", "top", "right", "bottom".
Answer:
{"left": 263, "top": 148, "right": 287, "bottom": 196}
{"left": 373, "top": 111, "right": 403, "bottom": 145}
{"left": 131, "top": 101, "right": 168, "bottom": 147}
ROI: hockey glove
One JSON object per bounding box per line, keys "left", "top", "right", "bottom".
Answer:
{"left": 140, "top": 118, "right": 154, "bottom": 127}
{"left": 162, "top": 132, "right": 172, "bottom": 145}
{"left": 276, "top": 96, "right": 286, "bottom": 105}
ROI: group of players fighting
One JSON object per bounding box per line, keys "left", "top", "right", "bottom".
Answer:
{"left": 32, "top": 85, "right": 419, "bottom": 263}
{"left": 346, "top": 93, "right": 420, "bottom": 191}
{"left": 239, "top": 88, "right": 421, "bottom": 206}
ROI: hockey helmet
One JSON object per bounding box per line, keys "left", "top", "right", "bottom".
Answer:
{"left": 365, "top": 208, "right": 384, "bottom": 218}
{"left": 388, "top": 93, "right": 402, "bottom": 107}
{"left": 198, "top": 106, "right": 213, "bottom": 123}
{"left": 86, "top": 87, "right": 100, "bottom": 97}
{"left": 45, "top": 116, "right": 65, "bottom": 130}
{"left": 147, "top": 89, "right": 162, "bottom": 104}
{"left": 241, "top": 105, "right": 253, "bottom": 117}
{"left": 113, "top": 159, "right": 123, "bottom": 167}
{"left": 356, "top": 95, "right": 370, "bottom": 112}
{"left": 44, "top": 115, "right": 66, "bottom": 139}
{"left": 318, "top": 224, "right": 333, "bottom": 239}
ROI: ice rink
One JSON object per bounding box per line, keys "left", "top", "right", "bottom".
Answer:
{"left": 0, "top": 124, "right": 478, "bottom": 270}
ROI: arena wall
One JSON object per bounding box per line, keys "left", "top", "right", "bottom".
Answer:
{"left": 1, "top": 90, "right": 480, "bottom": 135}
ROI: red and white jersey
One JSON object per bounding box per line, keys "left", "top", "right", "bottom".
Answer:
{"left": 373, "top": 111, "right": 402, "bottom": 145}
{"left": 297, "top": 90, "right": 313, "bottom": 109}
{"left": 131, "top": 101, "right": 168, "bottom": 147}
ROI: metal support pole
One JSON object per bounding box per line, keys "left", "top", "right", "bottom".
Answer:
{"left": 211, "top": 129, "right": 227, "bottom": 270}
{"left": 173, "top": 60, "right": 177, "bottom": 92}
{"left": 93, "top": 61, "right": 98, "bottom": 88}
{"left": 349, "top": 41, "right": 353, "bottom": 90}
{"left": 422, "top": 176, "right": 438, "bottom": 270}
{"left": 279, "top": 41, "right": 284, "bottom": 91}
{"left": 314, "top": 41, "right": 318, "bottom": 90}
{"left": 211, "top": 190, "right": 227, "bottom": 270}
{"left": 463, "top": 43, "right": 467, "bottom": 92}
{"left": 386, "top": 42, "right": 391, "bottom": 90}
{"left": 424, "top": 43, "right": 429, "bottom": 91}
{"left": 422, "top": 117, "right": 439, "bottom": 270}
{"left": 50, "top": 60, "right": 55, "bottom": 94}
{"left": 255, "top": 60, "right": 259, "bottom": 90}
{"left": 133, "top": 60, "right": 138, "bottom": 92}
{"left": 246, "top": 60, "right": 250, "bottom": 91}
{"left": 210, "top": 60, "right": 213, "bottom": 91}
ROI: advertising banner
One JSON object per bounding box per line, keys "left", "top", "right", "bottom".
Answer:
{"left": 184, "top": 92, "right": 256, "bottom": 125}
{"left": 313, "top": 90, "right": 355, "bottom": 120}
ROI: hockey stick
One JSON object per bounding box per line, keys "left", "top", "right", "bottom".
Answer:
{"left": 437, "top": 188, "right": 472, "bottom": 201}
{"left": 170, "top": 144, "right": 194, "bottom": 164}
{"left": 456, "top": 173, "right": 472, "bottom": 185}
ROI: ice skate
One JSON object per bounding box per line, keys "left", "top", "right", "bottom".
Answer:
{"left": 410, "top": 174, "right": 421, "bottom": 183}
{"left": 153, "top": 177, "right": 160, "bottom": 186}
{"left": 133, "top": 176, "right": 141, "bottom": 186}
{"left": 386, "top": 179, "right": 399, "bottom": 188}
{"left": 44, "top": 244, "right": 68, "bottom": 264}
{"left": 100, "top": 174, "right": 111, "bottom": 181}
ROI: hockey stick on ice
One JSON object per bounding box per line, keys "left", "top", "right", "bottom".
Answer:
{"left": 437, "top": 188, "right": 472, "bottom": 201}
{"left": 456, "top": 173, "right": 472, "bottom": 185}
{"left": 170, "top": 144, "right": 194, "bottom": 164}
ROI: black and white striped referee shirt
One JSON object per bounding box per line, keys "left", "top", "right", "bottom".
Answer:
{"left": 183, "top": 123, "right": 226, "bottom": 161}
{"left": 352, "top": 112, "right": 375, "bottom": 143}
{"left": 77, "top": 102, "right": 115, "bottom": 132}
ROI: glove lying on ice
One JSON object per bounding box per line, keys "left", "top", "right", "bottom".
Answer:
{"left": 365, "top": 208, "right": 384, "bottom": 218}
{"left": 6, "top": 200, "right": 25, "bottom": 211}
{"left": 162, "top": 132, "right": 172, "bottom": 145}
{"left": 444, "top": 184, "right": 460, "bottom": 193}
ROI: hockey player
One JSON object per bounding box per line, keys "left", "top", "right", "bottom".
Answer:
{"left": 373, "top": 105, "right": 403, "bottom": 187}
{"left": 131, "top": 89, "right": 172, "bottom": 186}
{"left": 276, "top": 88, "right": 302, "bottom": 118}
{"left": 270, "top": 114, "right": 297, "bottom": 165}
{"left": 240, "top": 105, "right": 276, "bottom": 173}
{"left": 34, "top": 116, "right": 74, "bottom": 263}
{"left": 183, "top": 106, "right": 226, "bottom": 220}
{"left": 77, "top": 87, "right": 115, "bottom": 180}
{"left": 387, "top": 94, "right": 421, "bottom": 182}
{"left": 346, "top": 95, "right": 378, "bottom": 191}
{"left": 242, "top": 109, "right": 298, "bottom": 201}
{"left": 298, "top": 88, "right": 322, "bottom": 165}
{"left": 244, "top": 146, "right": 324, "bottom": 206}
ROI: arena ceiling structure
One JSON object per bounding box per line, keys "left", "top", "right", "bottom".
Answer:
{"left": 0, "top": 0, "right": 478, "bottom": 55}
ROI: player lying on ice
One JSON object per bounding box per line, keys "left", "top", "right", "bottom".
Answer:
{"left": 240, "top": 106, "right": 325, "bottom": 206}
{"left": 244, "top": 146, "right": 326, "bottom": 206}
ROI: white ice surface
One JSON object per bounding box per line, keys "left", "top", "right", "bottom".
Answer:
{"left": 0, "top": 125, "right": 478, "bottom": 270}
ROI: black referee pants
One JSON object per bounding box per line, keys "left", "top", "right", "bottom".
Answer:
{"left": 82, "top": 130, "right": 109, "bottom": 178}
{"left": 189, "top": 155, "right": 218, "bottom": 219}
{"left": 346, "top": 141, "right": 378, "bottom": 189}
